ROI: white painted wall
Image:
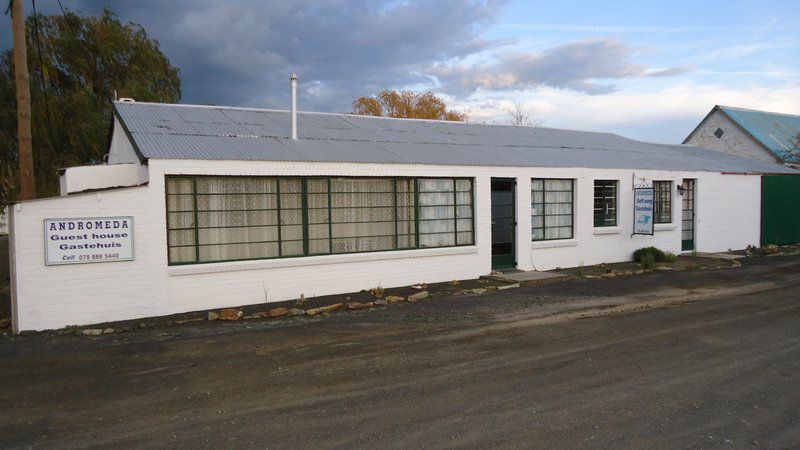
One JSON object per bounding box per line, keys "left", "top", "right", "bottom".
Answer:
{"left": 9, "top": 159, "right": 762, "bottom": 332}
{"left": 59, "top": 163, "right": 148, "bottom": 195}
{"left": 107, "top": 117, "right": 141, "bottom": 165}
{"left": 686, "top": 110, "right": 776, "bottom": 163}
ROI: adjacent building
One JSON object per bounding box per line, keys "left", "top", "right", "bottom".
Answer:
{"left": 685, "top": 105, "right": 800, "bottom": 246}
{"left": 6, "top": 100, "right": 796, "bottom": 332}
{"left": 684, "top": 105, "right": 800, "bottom": 167}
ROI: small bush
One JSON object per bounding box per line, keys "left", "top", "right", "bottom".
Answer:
{"left": 633, "top": 246, "right": 667, "bottom": 263}
{"left": 663, "top": 251, "right": 677, "bottom": 263}
{"left": 641, "top": 253, "right": 656, "bottom": 270}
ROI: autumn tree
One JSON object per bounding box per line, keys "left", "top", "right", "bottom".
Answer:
{"left": 0, "top": 8, "right": 181, "bottom": 203}
{"left": 352, "top": 90, "right": 467, "bottom": 121}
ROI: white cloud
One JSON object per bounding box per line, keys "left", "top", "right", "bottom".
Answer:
{"left": 448, "top": 82, "right": 800, "bottom": 143}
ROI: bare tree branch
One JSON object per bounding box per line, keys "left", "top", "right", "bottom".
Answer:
{"left": 506, "top": 102, "right": 543, "bottom": 127}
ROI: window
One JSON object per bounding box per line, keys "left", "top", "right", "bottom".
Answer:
{"left": 653, "top": 181, "right": 672, "bottom": 224}
{"left": 418, "top": 179, "right": 474, "bottom": 248}
{"left": 714, "top": 127, "right": 724, "bottom": 138}
{"left": 166, "top": 176, "right": 474, "bottom": 265}
{"left": 593, "top": 180, "right": 617, "bottom": 227}
{"left": 532, "top": 179, "right": 574, "bottom": 240}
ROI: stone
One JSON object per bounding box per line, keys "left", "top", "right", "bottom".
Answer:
{"left": 497, "top": 283, "right": 520, "bottom": 291}
{"left": 305, "top": 303, "right": 344, "bottom": 316}
{"left": 601, "top": 272, "right": 616, "bottom": 278}
{"left": 82, "top": 329, "right": 103, "bottom": 336}
{"left": 634, "top": 270, "right": 644, "bottom": 275}
{"left": 470, "top": 288, "right": 487, "bottom": 294}
{"left": 386, "top": 295, "right": 406, "bottom": 303}
{"left": 268, "top": 307, "right": 289, "bottom": 318}
{"left": 373, "top": 299, "right": 389, "bottom": 306}
{"left": 175, "top": 317, "right": 204, "bottom": 324}
{"left": 624, "top": 271, "right": 634, "bottom": 276}
{"left": 219, "top": 308, "right": 243, "bottom": 321}
{"left": 207, "top": 311, "right": 220, "bottom": 321}
{"left": 449, "top": 279, "right": 460, "bottom": 286}
{"left": 364, "top": 302, "right": 375, "bottom": 308}
{"left": 655, "top": 266, "right": 676, "bottom": 271}
{"left": 288, "top": 308, "right": 305, "bottom": 316}
{"left": 347, "top": 302, "right": 367, "bottom": 310}
{"left": 407, "top": 291, "right": 429, "bottom": 302}
{"left": 102, "top": 328, "right": 114, "bottom": 334}
{"left": 764, "top": 244, "right": 779, "bottom": 254}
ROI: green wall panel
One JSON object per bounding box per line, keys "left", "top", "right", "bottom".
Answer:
{"left": 762, "top": 175, "right": 800, "bottom": 246}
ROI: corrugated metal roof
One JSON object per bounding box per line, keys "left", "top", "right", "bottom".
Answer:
{"left": 719, "top": 106, "right": 800, "bottom": 164}
{"left": 113, "top": 101, "right": 797, "bottom": 174}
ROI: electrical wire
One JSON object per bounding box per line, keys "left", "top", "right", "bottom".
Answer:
{"left": 30, "top": 0, "right": 61, "bottom": 155}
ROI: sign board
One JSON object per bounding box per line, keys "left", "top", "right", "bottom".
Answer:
{"left": 633, "top": 188, "right": 654, "bottom": 235}
{"left": 44, "top": 217, "right": 134, "bottom": 265}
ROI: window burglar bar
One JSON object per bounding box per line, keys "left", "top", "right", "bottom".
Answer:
{"left": 593, "top": 180, "right": 617, "bottom": 227}
{"left": 653, "top": 180, "right": 672, "bottom": 224}
{"left": 165, "top": 176, "right": 475, "bottom": 265}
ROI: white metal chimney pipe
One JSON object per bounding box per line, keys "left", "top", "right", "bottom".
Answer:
{"left": 290, "top": 73, "right": 298, "bottom": 140}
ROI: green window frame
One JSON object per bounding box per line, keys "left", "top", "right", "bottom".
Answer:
{"left": 532, "top": 178, "right": 574, "bottom": 241}
{"left": 165, "top": 175, "right": 474, "bottom": 265}
{"left": 593, "top": 180, "right": 617, "bottom": 227}
{"left": 653, "top": 180, "right": 672, "bottom": 224}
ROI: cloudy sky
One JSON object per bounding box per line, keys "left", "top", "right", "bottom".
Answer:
{"left": 2, "top": 0, "right": 799, "bottom": 143}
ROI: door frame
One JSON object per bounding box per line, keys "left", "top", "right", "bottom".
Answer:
{"left": 681, "top": 179, "right": 696, "bottom": 251}
{"left": 491, "top": 178, "right": 517, "bottom": 269}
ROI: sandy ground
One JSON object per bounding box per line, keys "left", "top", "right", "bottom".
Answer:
{"left": 0, "top": 255, "right": 799, "bottom": 448}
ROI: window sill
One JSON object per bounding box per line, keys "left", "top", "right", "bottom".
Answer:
{"left": 654, "top": 223, "right": 677, "bottom": 231}
{"left": 168, "top": 245, "right": 479, "bottom": 277}
{"left": 593, "top": 226, "right": 622, "bottom": 235}
{"left": 531, "top": 239, "right": 579, "bottom": 249}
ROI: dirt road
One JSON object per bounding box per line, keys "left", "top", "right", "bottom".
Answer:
{"left": 1, "top": 256, "right": 799, "bottom": 448}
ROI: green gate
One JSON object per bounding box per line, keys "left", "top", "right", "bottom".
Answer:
{"left": 762, "top": 175, "right": 800, "bottom": 246}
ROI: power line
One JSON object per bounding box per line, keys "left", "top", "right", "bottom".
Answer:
{"left": 30, "top": 0, "right": 61, "bottom": 155}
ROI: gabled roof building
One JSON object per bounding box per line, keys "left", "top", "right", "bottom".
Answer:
{"left": 684, "top": 105, "right": 800, "bottom": 168}
{"left": 6, "top": 96, "right": 797, "bottom": 332}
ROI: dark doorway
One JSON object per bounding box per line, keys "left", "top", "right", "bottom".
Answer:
{"left": 491, "top": 178, "right": 516, "bottom": 269}
{"left": 681, "top": 179, "right": 695, "bottom": 251}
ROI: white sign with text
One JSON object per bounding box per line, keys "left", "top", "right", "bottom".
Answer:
{"left": 44, "top": 217, "right": 134, "bottom": 265}
{"left": 633, "top": 188, "right": 654, "bottom": 235}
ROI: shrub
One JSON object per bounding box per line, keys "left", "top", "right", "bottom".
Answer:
{"left": 663, "top": 251, "right": 677, "bottom": 263}
{"left": 641, "top": 252, "right": 656, "bottom": 270}
{"left": 633, "top": 246, "right": 667, "bottom": 263}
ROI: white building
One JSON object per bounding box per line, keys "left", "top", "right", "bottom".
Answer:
{"left": 7, "top": 100, "right": 796, "bottom": 333}
{"left": 684, "top": 105, "right": 800, "bottom": 167}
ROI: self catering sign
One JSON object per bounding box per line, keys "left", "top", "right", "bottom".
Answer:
{"left": 633, "top": 188, "right": 654, "bottom": 235}
{"left": 44, "top": 217, "right": 134, "bottom": 265}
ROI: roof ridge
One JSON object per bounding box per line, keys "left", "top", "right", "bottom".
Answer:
{"left": 112, "top": 100, "right": 622, "bottom": 138}
{"left": 718, "top": 104, "right": 800, "bottom": 119}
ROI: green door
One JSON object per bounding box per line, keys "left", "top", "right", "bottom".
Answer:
{"left": 762, "top": 175, "right": 800, "bottom": 246}
{"left": 681, "top": 179, "right": 695, "bottom": 251}
{"left": 491, "top": 178, "right": 516, "bottom": 269}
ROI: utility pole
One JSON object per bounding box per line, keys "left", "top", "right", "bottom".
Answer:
{"left": 12, "top": 0, "right": 35, "bottom": 200}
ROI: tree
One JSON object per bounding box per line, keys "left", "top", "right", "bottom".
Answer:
{"left": 0, "top": 8, "right": 181, "bottom": 203}
{"left": 352, "top": 90, "right": 467, "bottom": 121}
{"left": 506, "top": 102, "right": 543, "bottom": 127}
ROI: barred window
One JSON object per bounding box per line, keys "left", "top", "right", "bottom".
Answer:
{"left": 593, "top": 180, "right": 617, "bottom": 227}
{"left": 653, "top": 181, "right": 672, "bottom": 224}
{"left": 532, "top": 179, "right": 574, "bottom": 241}
{"left": 417, "top": 179, "right": 474, "bottom": 248}
{"left": 166, "top": 176, "right": 474, "bottom": 265}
